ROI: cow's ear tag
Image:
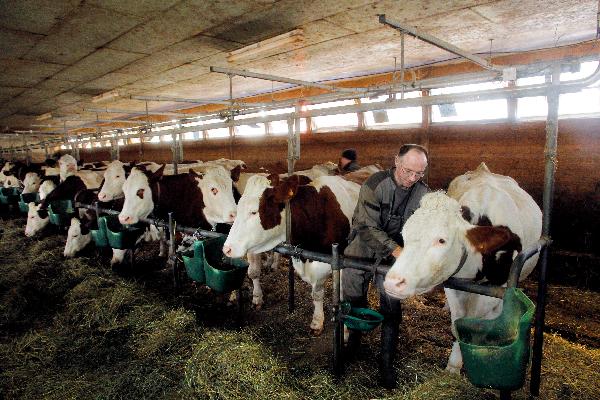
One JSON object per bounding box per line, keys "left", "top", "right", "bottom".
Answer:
{"left": 288, "top": 189, "right": 294, "bottom": 197}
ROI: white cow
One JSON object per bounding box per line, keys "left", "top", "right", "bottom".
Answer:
{"left": 22, "top": 172, "right": 42, "bottom": 194}
{"left": 25, "top": 202, "right": 48, "bottom": 237}
{"left": 223, "top": 174, "right": 360, "bottom": 334}
{"left": 383, "top": 163, "right": 542, "bottom": 373}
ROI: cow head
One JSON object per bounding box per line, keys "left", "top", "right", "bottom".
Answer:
{"left": 64, "top": 217, "right": 91, "bottom": 257}
{"left": 189, "top": 165, "right": 238, "bottom": 225}
{"left": 119, "top": 166, "right": 164, "bottom": 224}
{"left": 383, "top": 192, "right": 520, "bottom": 299}
{"left": 223, "top": 174, "right": 304, "bottom": 258}
{"left": 22, "top": 171, "right": 42, "bottom": 194}
{"left": 98, "top": 160, "right": 130, "bottom": 201}
{"left": 58, "top": 154, "right": 78, "bottom": 181}
{"left": 39, "top": 179, "right": 57, "bottom": 200}
{"left": 25, "top": 202, "right": 49, "bottom": 237}
{"left": 3, "top": 174, "right": 21, "bottom": 188}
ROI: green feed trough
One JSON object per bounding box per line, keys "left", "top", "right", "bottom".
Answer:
{"left": 18, "top": 193, "right": 40, "bottom": 213}
{"left": 184, "top": 236, "right": 248, "bottom": 292}
{"left": 342, "top": 302, "right": 384, "bottom": 332}
{"left": 91, "top": 216, "right": 110, "bottom": 248}
{"left": 0, "top": 187, "right": 22, "bottom": 205}
{"left": 48, "top": 200, "right": 75, "bottom": 226}
{"left": 182, "top": 241, "right": 205, "bottom": 283}
{"left": 104, "top": 215, "right": 145, "bottom": 249}
{"left": 455, "top": 288, "right": 536, "bottom": 391}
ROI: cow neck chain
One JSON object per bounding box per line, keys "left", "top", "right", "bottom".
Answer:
{"left": 449, "top": 247, "right": 469, "bottom": 278}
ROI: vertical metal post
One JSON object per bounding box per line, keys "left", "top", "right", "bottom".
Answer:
{"left": 44, "top": 143, "right": 49, "bottom": 159}
{"left": 400, "top": 32, "right": 405, "bottom": 99}
{"left": 23, "top": 133, "right": 31, "bottom": 165}
{"left": 228, "top": 74, "right": 235, "bottom": 159}
{"left": 331, "top": 243, "right": 344, "bottom": 377}
{"left": 171, "top": 131, "right": 179, "bottom": 174}
{"left": 286, "top": 115, "right": 300, "bottom": 312}
{"left": 73, "top": 134, "right": 80, "bottom": 162}
{"left": 530, "top": 64, "right": 560, "bottom": 396}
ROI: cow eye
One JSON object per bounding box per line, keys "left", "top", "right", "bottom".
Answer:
{"left": 211, "top": 188, "right": 218, "bottom": 195}
{"left": 438, "top": 238, "right": 446, "bottom": 244}
{"left": 250, "top": 211, "right": 258, "bottom": 216}
{"left": 72, "top": 234, "right": 79, "bottom": 238}
{"left": 136, "top": 188, "right": 145, "bottom": 199}
{"left": 116, "top": 175, "right": 120, "bottom": 178}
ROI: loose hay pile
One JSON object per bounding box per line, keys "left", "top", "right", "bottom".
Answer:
{"left": 1, "top": 216, "right": 598, "bottom": 399}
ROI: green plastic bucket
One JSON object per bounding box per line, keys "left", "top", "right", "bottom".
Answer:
{"left": 0, "top": 187, "right": 21, "bottom": 205}
{"left": 182, "top": 241, "right": 205, "bottom": 283}
{"left": 48, "top": 200, "right": 75, "bottom": 226}
{"left": 455, "top": 288, "right": 535, "bottom": 391}
{"left": 104, "top": 215, "right": 145, "bottom": 249}
{"left": 18, "top": 193, "right": 40, "bottom": 213}
{"left": 190, "top": 236, "right": 248, "bottom": 292}
{"left": 342, "top": 303, "right": 384, "bottom": 332}
{"left": 91, "top": 216, "right": 110, "bottom": 248}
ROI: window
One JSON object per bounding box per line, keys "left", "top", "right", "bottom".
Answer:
{"left": 264, "top": 107, "right": 306, "bottom": 135}
{"left": 183, "top": 131, "right": 201, "bottom": 140}
{"left": 308, "top": 99, "right": 357, "bottom": 131}
{"left": 235, "top": 112, "right": 266, "bottom": 137}
{"left": 431, "top": 81, "right": 508, "bottom": 122}
{"left": 206, "top": 127, "right": 230, "bottom": 138}
{"left": 362, "top": 92, "right": 422, "bottom": 127}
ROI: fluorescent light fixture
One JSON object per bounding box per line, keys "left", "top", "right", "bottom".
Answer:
{"left": 36, "top": 112, "right": 53, "bottom": 121}
{"left": 92, "top": 89, "right": 121, "bottom": 103}
{"left": 227, "top": 29, "right": 304, "bottom": 62}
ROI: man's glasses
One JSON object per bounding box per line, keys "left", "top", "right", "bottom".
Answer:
{"left": 399, "top": 166, "right": 426, "bottom": 178}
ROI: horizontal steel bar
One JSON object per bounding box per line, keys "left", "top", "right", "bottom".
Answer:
{"left": 379, "top": 15, "right": 504, "bottom": 73}
{"left": 211, "top": 66, "right": 369, "bottom": 94}
{"left": 84, "top": 108, "right": 190, "bottom": 117}
{"left": 444, "top": 278, "right": 506, "bottom": 299}
{"left": 130, "top": 95, "right": 274, "bottom": 107}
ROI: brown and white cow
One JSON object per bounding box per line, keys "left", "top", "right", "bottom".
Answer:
{"left": 223, "top": 174, "right": 360, "bottom": 334}
{"left": 383, "top": 163, "right": 542, "bottom": 373}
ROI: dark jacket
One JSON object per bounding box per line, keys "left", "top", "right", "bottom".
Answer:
{"left": 340, "top": 160, "right": 361, "bottom": 174}
{"left": 344, "top": 168, "right": 429, "bottom": 261}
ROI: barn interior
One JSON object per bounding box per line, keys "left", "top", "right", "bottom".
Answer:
{"left": 1, "top": 1, "right": 599, "bottom": 399}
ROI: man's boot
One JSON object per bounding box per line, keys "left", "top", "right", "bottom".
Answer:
{"left": 379, "top": 315, "right": 400, "bottom": 389}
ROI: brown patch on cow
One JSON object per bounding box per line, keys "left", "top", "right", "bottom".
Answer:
{"left": 460, "top": 206, "right": 473, "bottom": 222}
{"left": 342, "top": 170, "right": 372, "bottom": 185}
{"left": 230, "top": 165, "right": 242, "bottom": 182}
{"left": 258, "top": 180, "right": 350, "bottom": 254}
{"left": 466, "top": 225, "right": 522, "bottom": 285}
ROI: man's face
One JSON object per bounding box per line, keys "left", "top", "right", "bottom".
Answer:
{"left": 338, "top": 157, "right": 351, "bottom": 169}
{"left": 394, "top": 149, "right": 428, "bottom": 188}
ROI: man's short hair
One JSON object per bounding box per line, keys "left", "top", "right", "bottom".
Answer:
{"left": 398, "top": 144, "right": 428, "bottom": 162}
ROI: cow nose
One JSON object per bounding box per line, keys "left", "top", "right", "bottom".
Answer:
{"left": 98, "top": 192, "right": 106, "bottom": 200}
{"left": 223, "top": 245, "right": 232, "bottom": 257}
{"left": 119, "top": 215, "right": 131, "bottom": 224}
{"left": 384, "top": 276, "right": 407, "bottom": 294}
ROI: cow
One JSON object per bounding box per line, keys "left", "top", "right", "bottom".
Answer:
{"left": 223, "top": 173, "right": 360, "bottom": 334}
{"left": 383, "top": 163, "right": 542, "bottom": 373}
{"left": 118, "top": 164, "right": 238, "bottom": 228}
{"left": 24, "top": 172, "right": 104, "bottom": 237}
{"left": 58, "top": 154, "right": 103, "bottom": 187}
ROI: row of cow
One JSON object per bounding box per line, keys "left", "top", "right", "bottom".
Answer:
{"left": 1, "top": 155, "right": 542, "bottom": 374}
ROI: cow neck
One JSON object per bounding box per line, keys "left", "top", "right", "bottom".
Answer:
{"left": 448, "top": 247, "right": 469, "bottom": 278}
{"left": 151, "top": 180, "right": 162, "bottom": 214}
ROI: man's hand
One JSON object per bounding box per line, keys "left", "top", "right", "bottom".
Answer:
{"left": 391, "top": 246, "right": 403, "bottom": 258}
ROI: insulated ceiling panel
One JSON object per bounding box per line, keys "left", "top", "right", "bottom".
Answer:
{"left": 24, "top": 4, "right": 145, "bottom": 65}
{"left": 0, "top": 60, "right": 65, "bottom": 88}
{"left": 0, "top": 0, "right": 80, "bottom": 35}
{"left": 52, "top": 48, "right": 147, "bottom": 83}
{"left": 0, "top": 28, "right": 44, "bottom": 59}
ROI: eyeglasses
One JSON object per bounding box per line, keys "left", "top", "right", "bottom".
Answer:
{"left": 399, "top": 166, "right": 426, "bottom": 178}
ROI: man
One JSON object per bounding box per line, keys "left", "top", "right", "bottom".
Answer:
{"left": 343, "top": 144, "right": 430, "bottom": 389}
{"left": 338, "top": 148, "right": 361, "bottom": 174}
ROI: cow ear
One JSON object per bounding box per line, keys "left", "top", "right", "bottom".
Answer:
{"left": 273, "top": 175, "right": 300, "bottom": 202}
{"left": 230, "top": 165, "right": 242, "bottom": 182}
{"left": 38, "top": 209, "right": 48, "bottom": 219}
{"left": 296, "top": 175, "right": 312, "bottom": 186}
{"left": 150, "top": 164, "right": 165, "bottom": 182}
{"left": 465, "top": 225, "right": 516, "bottom": 255}
{"left": 265, "top": 173, "right": 278, "bottom": 187}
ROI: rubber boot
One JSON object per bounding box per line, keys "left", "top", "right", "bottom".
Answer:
{"left": 379, "top": 315, "right": 400, "bottom": 389}
{"left": 378, "top": 290, "right": 402, "bottom": 390}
